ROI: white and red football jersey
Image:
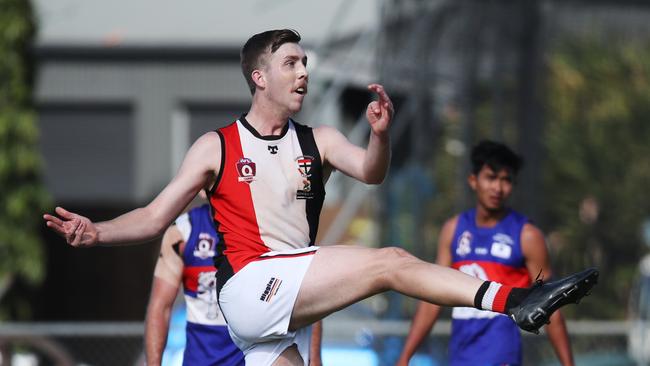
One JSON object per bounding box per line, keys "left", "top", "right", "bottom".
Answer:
{"left": 209, "top": 115, "right": 325, "bottom": 285}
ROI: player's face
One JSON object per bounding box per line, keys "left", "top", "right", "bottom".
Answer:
{"left": 469, "top": 165, "right": 514, "bottom": 212}
{"left": 262, "top": 42, "right": 308, "bottom": 115}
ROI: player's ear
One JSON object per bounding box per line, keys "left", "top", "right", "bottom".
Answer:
{"left": 468, "top": 174, "right": 477, "bottom": 190}
{"left": 251, "top": 69, "right": 265, "bottom": 89}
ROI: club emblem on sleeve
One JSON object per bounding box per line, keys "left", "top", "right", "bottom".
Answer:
{"left": 236, "top": 158, "right": 257, "bottom": 183}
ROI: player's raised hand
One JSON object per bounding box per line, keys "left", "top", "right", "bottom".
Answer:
{"left": 43, "top": 207, "right": 98, "bottom": 247}
{"left": 366, "top": 83, "right": 394, "bottom": 136}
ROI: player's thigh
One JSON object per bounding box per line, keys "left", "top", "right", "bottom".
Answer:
{"left": 270, "top": 344, "right": 303, "bottom": 366}
{"left": 291, "top": 245, "right": 415, "bottom": 328}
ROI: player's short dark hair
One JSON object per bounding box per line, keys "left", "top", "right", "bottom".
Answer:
{"left": 240, "top": 29, "right": 302, "bottom": 95}
{"left": 470, "top": 140, "right": 524, "bottom": 176}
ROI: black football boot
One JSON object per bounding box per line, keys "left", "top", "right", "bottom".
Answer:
{"left": 509, "top": 267, "right": 599, "bottom": 334}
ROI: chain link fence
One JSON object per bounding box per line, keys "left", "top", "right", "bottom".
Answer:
{"left": 0, "top": 323, "right": 143, "bottom": 366}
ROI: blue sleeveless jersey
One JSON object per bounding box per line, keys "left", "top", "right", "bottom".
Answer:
{"left": 178, "top": 204, "right": 244, "bottom": 366}
{"left": 448, "top": 208, "right": 531, "bottom": 366}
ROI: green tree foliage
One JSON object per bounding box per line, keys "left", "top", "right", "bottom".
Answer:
{"left": 543, "top": 39, "right": 650, "bottom": 319}
{"left": 0, "top": 0, "right": 51, "bottom": 313}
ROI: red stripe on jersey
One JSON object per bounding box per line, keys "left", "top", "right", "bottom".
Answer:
{"left": 182, "top": 266, "right": 217, "bottom": 292}
{"left": 211, "top": 123, "right": 268, "bottom": 273}
{"left": 452, "top": 260, "right": 531, "bottom": 287}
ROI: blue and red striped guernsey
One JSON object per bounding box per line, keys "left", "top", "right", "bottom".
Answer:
{"left": 177, "top": 204, "right": 225, "bottom": 326}
{"left": 209, "top": 115, "right": 324, "bottom": 288}
{"left": 448, "top": 208, "right": 532, "bottom": 366}
{"left": 175, "top": 204, "right": 244, "bottom": 365}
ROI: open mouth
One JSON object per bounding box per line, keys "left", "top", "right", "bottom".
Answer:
{"left": 295, "top": 87, "right": 307, "bottom": 95}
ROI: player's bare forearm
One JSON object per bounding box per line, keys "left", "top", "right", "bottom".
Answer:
{"left": 546, "top": 311, "right": 574, "bottom": 366}
{"left": 144, "top": 300, "right": 172, "bottom": 366}
{"left": 145, "top": 274, "right": 180, "bottom": 366}
{"left": 362, "top": 130, "right": 391, "bottom": 184}
{"left": 95, "top": 206, "right": 167, "bottom": 246}
{"left": 362, "top": 83, "right": 393, "bottom": 184}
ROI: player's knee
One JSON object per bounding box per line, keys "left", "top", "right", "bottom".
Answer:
{"left": 381, "top": 246, "right": 415, "bottom": 261}
{"left": 374, "top": 246, "right": 418, "bottom": 286}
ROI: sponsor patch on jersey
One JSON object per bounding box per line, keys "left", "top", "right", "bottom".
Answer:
{"left": 193, "top": 233, "right": 216, "bottom": 259}
{"left": 491, "top": 242, "right": 512, "bottom": 259}
{"left": 490, "top": 233, "right": 514, "bottom": 259}
{"left": 296, "top": 155, "right": 315, "bottom": 199}
{"left": 493, "top": 233, "right": 514, "bottom": 246}
{"left": 456, "top": 231, "right": 472, "bottom": 256}
{"left": 260, "top": 277, "right": 282, "bottom": 303}
{"left": 236, "top": 157, "right": 257, "bottom": 183}
{"left": 297, "top": 179, "right": 314, "bottom": 199}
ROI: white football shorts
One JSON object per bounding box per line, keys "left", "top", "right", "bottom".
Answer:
{"left": 218, "top": 246, "right": 319, "bottom": 365}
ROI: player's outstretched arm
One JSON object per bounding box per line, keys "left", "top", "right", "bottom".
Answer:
{"left": 314, "top": 83, "right": 394, "bottom": 184}
{"left": 43, "top": 132, "right": 221, "bottom": 247}
{"left": 145, "top": 225, "right": 184, "bottom": 366}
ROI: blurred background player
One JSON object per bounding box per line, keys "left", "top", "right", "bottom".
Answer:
{"left": 396, "top": 140, "right": 574, "bottom": 366}
{"left": 144, "top": 197, "right": 245, "bottom": 366}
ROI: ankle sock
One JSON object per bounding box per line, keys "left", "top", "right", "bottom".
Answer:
{"left": 474, "top": 281, "right": 522, "bottom": 313}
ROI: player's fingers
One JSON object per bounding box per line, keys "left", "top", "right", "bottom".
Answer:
{"left": 368, "top": 83, "right": 390, "bottom": 104}
{"left": 43, "top": 214, "right": 64, "bottom": 227}
{"left": 368, "top": 84, "right": 393, "bottom": 119}
{"left": 368, "top": 101, "right": 381, "bottom": 116}
{"left": 45, "top": 220, "right": 65, "bottom": 235}
{"left": 55, "top": 206, "right": 76, "bottom": 220}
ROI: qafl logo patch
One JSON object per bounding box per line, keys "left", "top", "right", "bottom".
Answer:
{"left": 236, "top": 158, "right": 257, "bottom": 183}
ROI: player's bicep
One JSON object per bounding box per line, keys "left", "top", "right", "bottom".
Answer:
{"left": 154, "top": 225, "right": 184, "bottom": 287}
